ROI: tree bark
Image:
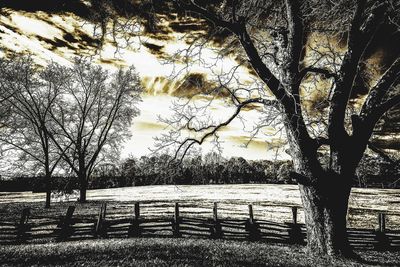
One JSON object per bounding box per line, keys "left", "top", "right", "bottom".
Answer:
{"left": 78, "top": 172, "right": 88, "bottom": 203}
{"left": 44, "top": 163, "right": 51, "bottom": 208}
{"left": 45, "top": 175, "right": 51, "bottom": 208}
{"left": 298, "top": 174, "right": 355, "bottom": 258}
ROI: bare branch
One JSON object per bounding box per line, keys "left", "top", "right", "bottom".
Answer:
{"left": 298, "top": 67, "right": 338, "bottom": 82}
{"left": 328, "top": 1, "right": 387, "bottom": 142}
{"left": 367, "top": 142, "right": 396, "bottom": 163}
{"left": 172, "top": 97, "right": 278, "bottom": 163}
{"left": 284, "top": 0, "right": 303, "bottom": 80}
{"left": 360, "top": 57, "right": 400, "bottom": 118}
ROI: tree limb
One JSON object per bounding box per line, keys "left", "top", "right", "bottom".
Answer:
{"left": 328, "top": 1, "right": 387, "bottom": 143}
{"left": 174, "top": 0, "right": 235, "bottom": 30}
{"left": 367, "top": 142, "right": 396, "bottom": 163}
{"left": 298, "top": 67, "right": 338, "bottom": 82}
{"left": 175, "top": 0, "right": 289, "bottom": 106}
{"left": 285, "top": 0, "right": 303, "bottom": 81}
{"left": 173, "top": 97, "right": 278, "bottom": 163}
{"left": 360, "top": 57, "right": 400, "bottom": 118}
{"left": 365, "top": 94, "right": 400, "bottom": 128}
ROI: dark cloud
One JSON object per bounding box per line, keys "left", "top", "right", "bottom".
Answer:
{"left": 35, "top": 14, "right": 101, "bottom": 49}
{"left": 363, "top": 24, "right": 400, "bottom": 70}
{"left": 169, "top": 21, "right": 206, "bottom": 33}
{"left": 63, "top": 32, "right": 79, "bottom": 43}
{"left": 99, "top": 58, "right": 125, "bottom": 66}
{"left": 78, "top": 31, "right": 101, "bottom": 48}
{"left": 142, "top": 42, "right": 168, "bottom": 60}
{"left": 173, "top": 73, "right": 229, "bottom": 98}
{"left": 142, "top": 73, "right": 232, "bottom": 98}
{"left": 145, "top": 28, "right": 173, "bottom": 41}
{"left": 143, "top": 42, "right": 163, "bottom": 53}
{"left": 35, "top": 30, "right": 100, "bottom": 53}
{"left": 36, "top": 35, "right": 75, "bottom": 51}
{"left": 0, "top": 20, "right": 20, "bottom": 33}
{"left": 173, "top": 73, "right": 207, "bottom": 97}
{"left": 0, "top": 0, "right": 91, "bottom": 19}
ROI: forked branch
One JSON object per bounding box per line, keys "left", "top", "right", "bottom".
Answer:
{"left": 173, "top": 97, "right": 279, "bottom": 162}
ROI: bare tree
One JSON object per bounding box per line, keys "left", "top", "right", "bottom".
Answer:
{"left": 160, "top": 0, "right": 400, "bottom": 258}
{"left": 0, "top": 56, "right": 25, "bottom": 124}
{"left": 0, "top": 56, "right": 67, "bottom": 208}
{"left": 48, "top": 58, "right": 142, "bottom": 202}
{"left": 88, "top": 0, "right": 400, "bottom": 258}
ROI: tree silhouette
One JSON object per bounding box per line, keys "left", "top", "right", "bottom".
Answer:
{"left": 154, "top": 0, "right": 400, "bottom": 258}
{"left": 48, "top": 59, "right": 142, "bottom": 202}
{"left": 0, "top": 56, "right": 67, "bottom": 208}
{"left": 88, "top": 0, "right": 399, "bottom": 258}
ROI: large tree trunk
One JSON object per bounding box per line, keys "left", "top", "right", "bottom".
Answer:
{"left": 78, "top": 171, "right": 88, "bottom": 203}
{"left": 44, "top": 166, "right": 51, "bottom": 208}
{"left": 299, "top": 174, "right": 354, "bottom": 258}
{"left": 45, "top": 175, "right": 51, "bottom": 209}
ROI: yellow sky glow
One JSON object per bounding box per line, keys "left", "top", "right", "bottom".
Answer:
{"left": 0, "top": 10, "right": 288, "bottom": 160}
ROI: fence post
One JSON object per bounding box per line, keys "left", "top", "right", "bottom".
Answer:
{"left": 16, "top": 208, "right": 30, "bottom": 242}
{"left": 287, "top": 206, "right": 303, "bottom": 244}
{"left": 102, "top": 202, "right": 107, "bottom": 219}
{"left": 57, "top": 206, "right": 75, "bottom": 240}
{"left": 378, "top": 213, "right": 386, "bottom": 232}
{"left": 210, "top": 202, "right": 222, "bottom": 239}
{"left": 375, "top": 213, "right": 390, "bottom": 250}
{"left": 129, "top": 202, "right": 141, "bottom": 237}
{"left": 95, "top": 203, "right": 107, "bottom": 238}
{"left": 292, "top": 207, "right": 298, "bottom": 225}
{"left": 173, "top": 202, "right": 181, "bottom": 237}
{"left": 246, "top": 204, "right": 261, "bottom": 240}
{"left": 248, "top": 204, "right": 254, "bottom": 224}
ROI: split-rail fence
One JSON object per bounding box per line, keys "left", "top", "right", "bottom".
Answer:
{"left": 1, "top": 202, "right": 399, "bottom": 250}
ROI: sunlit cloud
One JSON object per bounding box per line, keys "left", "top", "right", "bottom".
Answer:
{"left": 1, "top": 4, "right": 397, "bottom": 161}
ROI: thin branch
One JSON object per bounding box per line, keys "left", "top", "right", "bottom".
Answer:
{"left": 367, "top": 142, "right": 396, "bottom": 163}
{"left": 360, "top": 57, "right": 400, "bottom": 118}
{"left": 172, "top": 97, "right": 278, "bottom": 163}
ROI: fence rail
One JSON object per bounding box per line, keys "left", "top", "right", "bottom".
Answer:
{"left": 0, "top": 202, "right": 399, "bottom": 250}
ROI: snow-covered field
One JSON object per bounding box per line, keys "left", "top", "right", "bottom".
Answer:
{"left": 1, "top": 184, "right": 399, "bottom": 229}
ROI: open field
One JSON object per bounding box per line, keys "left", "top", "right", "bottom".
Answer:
{"left": 1, "top": 238, "right": 400, "bottom": 267}
{"left": 1, "top": 184, "right": 400, "bottom": 229}
{"left": 1, "top": 184, "right": 400, "bottom": 266}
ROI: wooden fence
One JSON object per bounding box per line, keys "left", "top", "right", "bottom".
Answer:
{"left": 0, "top": 202, "right": 399, "bottom": 251}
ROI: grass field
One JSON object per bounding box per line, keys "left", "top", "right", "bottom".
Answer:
{"left": 1, "top": 237, "right": 400, "bottom": 267}
{"left": 1, "top": 184, "right": 400, "bottom": 229}
{"left": 1, "top": 184, "right": 400, "bottom": 266}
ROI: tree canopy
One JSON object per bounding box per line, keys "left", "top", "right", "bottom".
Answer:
{"left": 84, "top": 0, "right": 400, "bottom": 258}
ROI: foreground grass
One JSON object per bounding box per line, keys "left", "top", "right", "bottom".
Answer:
{"left": 1, "top": 238, "right": 399, "bottom": 267}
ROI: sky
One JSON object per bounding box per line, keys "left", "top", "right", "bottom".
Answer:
{"left": 0, "top": 7, "right": 289, "bottom": 161}
{"left": 0, "top": 1, "right": 398, "bottom": 162}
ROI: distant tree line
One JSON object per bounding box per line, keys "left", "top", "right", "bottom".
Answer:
{"left": 1, "top": 152, "right": 398, "bottom": 192}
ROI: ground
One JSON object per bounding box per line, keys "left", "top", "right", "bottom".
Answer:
{"left": 1, "top": 184, "right": 400, "bottom": 229}
{"left": 1, "top": 184, "right": 400, "bottom": 266}
{"left": 1, "top": 238, "right": 400, "bottom": 266}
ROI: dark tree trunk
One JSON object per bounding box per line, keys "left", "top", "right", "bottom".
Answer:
{"left": 299, "top": 173, "right": 354, "bottom": 258}
{"left": 44, "top": 166, "right": 51, "bottom": 208}
{"left": 78, "top": 172, "right": 88, "bottom": 203}
{"left": 45, "top": 177, "right": 51, "bottom": 209}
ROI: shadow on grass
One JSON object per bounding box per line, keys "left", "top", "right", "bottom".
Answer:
{"left": 0, "top": 238, "right": 399, "bottom": 267}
